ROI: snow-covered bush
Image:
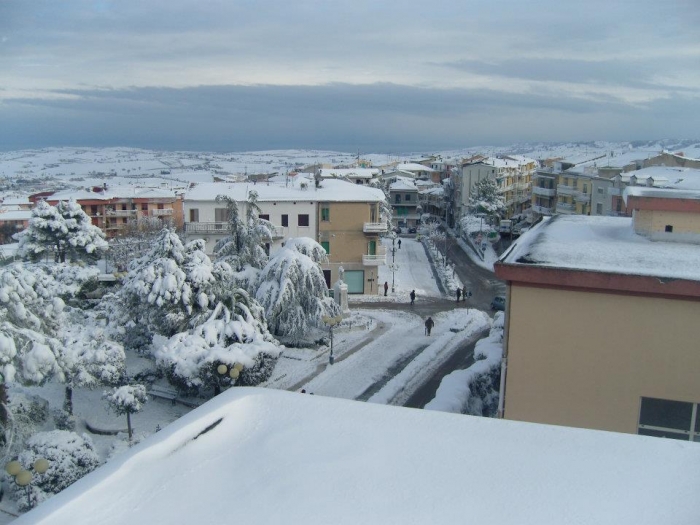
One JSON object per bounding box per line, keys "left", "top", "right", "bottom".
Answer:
{"left": 103, "top": 384, "right": 148, "bottom": 441}
{"left": 156, "top": 293, "right": 280, "bottom": 396}
{"left": 469, "top": 178, "right": 505, "bottom": 217}
{"left": 425, "top": 313, "right": 504, "bottom": 416}
{"left": 255, "top": 237, "right": 340, "bottom": 342}
{"left": 8, "top": 430, "right": 100, "bottom": 511}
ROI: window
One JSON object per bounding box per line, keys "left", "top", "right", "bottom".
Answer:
{"left": 583, "top": 184, "right": 588, "bottom": 194}
{"left": 281, "top": 214, "right": 288, "bottom": 227}
{"left": 157, "top": 203, "right": 164, "bottom": 210}
{"left": 638, "top": 397, "right": 699, "bottom": 441}
{"left": 298, "top": 214, "right": 309, "bottom": 227}
{"left": 142, "top": 203, "right": 148, "bottom": 211}
{"left": 597, "top": 187, "right": 604, "bottom": 194}
{"left": 259, "top": 214, "right": 269, "bottom": 221}
{"left": 91, "top": 205, "right": 98, "bottom": 215}
{"left": 665, "top": 225, "right": 673, "bottom": 233}
{"left": 189, "top": 209, "right": 199, "bottom": 222}
{"left": 214, "top": 208, "right": 228, "bottom": 229}
{"left": 321, "top": 207, "right": 330, "bottom": 221}
{"left": 321, "top": 241, "right": 330, "bottom": 254}
{"left": 395, "top": 195, "right": 401, "bottom": 203}
{"left": 405, "top": 194, "right": 412, "bottom": 201}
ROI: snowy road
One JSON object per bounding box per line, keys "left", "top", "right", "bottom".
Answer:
{"left": 377, "top": 236, "right": 442, "bottom": 299}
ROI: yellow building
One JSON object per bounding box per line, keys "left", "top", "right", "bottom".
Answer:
{"left": 495, "top": 189, "right": 700, "bottom": 440}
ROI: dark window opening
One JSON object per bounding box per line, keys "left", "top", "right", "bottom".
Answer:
{"left": 298, "top": 214, "right": 309, "bottom": 227}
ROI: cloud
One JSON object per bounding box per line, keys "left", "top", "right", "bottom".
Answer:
{"left": 1, "top": 83, "right": 698, "bottom": 153}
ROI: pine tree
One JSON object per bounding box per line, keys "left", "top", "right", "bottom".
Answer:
{"left": 255, "top": 238, "right": 340, "bottom": 342}
{"left": 17, "top": 199, "right": 108, "bottom": 263}
{"left": 469, "top": 178, "right": 506, "bottom": 216}
{"left": 213, "top": 192, "right": 273, "bottom": 293}
{"left": 118, "top": 229, "right": 216, "bottom": 339}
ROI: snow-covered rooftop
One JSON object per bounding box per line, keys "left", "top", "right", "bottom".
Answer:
{"left": 389, "top": 179, "right": 418, "bottom": 191}
{"left": 186, "top": 178, "right": 385, "bottom": 203}
{"left": 624, "top": 166, "right": 700, "bottom": 190}
{"left": 49, "top": 186, "right": 180, "bottom": 201}
{"left": 318, "top": 168, "right": 378, "bottom": 179}
{"left": 574, "top": 150, "right": 660, "bottom": 169}
{"left": 395, "top": 162, "right": 435, "bottom": 172}
{"left": 624, "top": 186, "right": 700, "bottom": 203}
{"left": 0, "top": 209, "right": 32, "bottom": 220}
{"left": 501, "top": 215, "right": 700, "bottom": 281}
{"left": 16, "top": 387, "right": 700, "bottom": 525}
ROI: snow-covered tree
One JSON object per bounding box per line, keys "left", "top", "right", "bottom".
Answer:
{"left": 8, "top": 430, "right": 100, "bottom": 511}
{"left": 103, "top": 384, "right": 148, "bottom": 441}
{"left": 17, "top": 199, "right": 108, "bottom": 263}
{"left": 58, "top": 321, "right": 126, "bottom": 416}
{"left": 213, "top": 192, "right": 273, "bottom": 292}
{"left": 469, "top": 178, "right": 505, "bottom": 217}
{"left": 155, "top": 289, "right": 280, "bottom": 396}
{"left": 108, "top": 216, "right": 171, "bottom": 272}
{"left": 118, "top": 229, "right": 216, "bottom": 340}
{"left": 255, "top": 238, "right": 340, "bottom": 342}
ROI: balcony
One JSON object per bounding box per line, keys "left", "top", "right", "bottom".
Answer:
{"left": 363, "top": 247, "right": 387, "bottom": 266}
{"left": 531, "top": 204, "right": 554, "bottom": 214}
{"left": 185, "top": 222, "right": 228, "bottom": 233}
{"left": 106, "top": 209, "right": 137, "bottom": 217}
{"left": 574, "top": 193, "right": 590, "bottom": 204}
{"left": 363, "top": 222, "right": 389, "bottom": 233}
{"left": 556, "top": 184, "right": 576, "bottom": 196}
{"left": 270, "top": 225, "right": 285, "bottom": 239}
{"left": 532, "top": 186, "right": 556, "bottom": 197}
{"left": 151, "top": 208, "right": 174, "bottom": 216}
{"left": 556, "top": 202, "right": 575, "bottom": 214}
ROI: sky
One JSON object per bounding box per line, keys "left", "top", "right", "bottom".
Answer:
{"left": 1, "top": 0, "right": 699, "bottom": 152}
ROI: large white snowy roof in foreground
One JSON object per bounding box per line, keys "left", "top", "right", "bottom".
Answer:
{"left": 16, "top": 388, "right": 700, "bottom": 525}
{"left": 501, "top": 215, "right": 700, "bottom": 281}
{"left": 185, "top": 178, "right": 385, "bottom": 203}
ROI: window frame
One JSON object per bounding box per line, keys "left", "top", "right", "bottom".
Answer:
{"left": 638, "top": 396, "right": 700, "bottom": 442}
{"left": 298, "top": 214, "right": 310, "bottom": 227}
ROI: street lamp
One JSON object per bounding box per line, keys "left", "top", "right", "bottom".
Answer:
{"left": 5, "top": 458, "right": 50, "bottom": 509}
{"left": 322, "top": 315, "right": 343, "bottom": 365}
{"left": 215, "top": 362, "right": 244, "bottom": 395}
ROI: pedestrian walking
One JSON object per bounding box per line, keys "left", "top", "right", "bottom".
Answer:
{"left": 398, "top": 239, "right": 402, "bottom": 249}
{"left": 456, "top": 288, "right": 461, "bottom": 302}
{"left": 410, "top": 290, "right": 416, "bottom": 305}
{"left": 424, "top": 316, "right": 434, "bottom": 336}
{"left": 384, "top": 281, "right": 389, "bottom": 296}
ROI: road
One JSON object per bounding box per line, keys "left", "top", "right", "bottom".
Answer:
{"left": 354, "top": 230, "right": 505, "bottom": 409}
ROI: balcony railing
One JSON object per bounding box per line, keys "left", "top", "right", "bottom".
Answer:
{"left": 185, "top": 222, "right": 228, "bottom": 233}
{"left": 532, "top": 186, "right": 556, "bottom": 197}
{"left": 151, "top": 208, "right": 174, "bottom": 216}
{"left": 531, "top": 204, "right": 554, "bottom": 214}
{"left": 574, "top": 193, "right": 590, "bottom": 204}
{"left": 556, "top": 202, "right": 575, "bottom": 213}
{"left": 556, "top": 184, "right": 576, "bottom": 196}
{"left": 363, "top": 222, "right": 388, "bottom": 233}
{"left": 106, "top": 209, "right": 137, "bottom": 217}
{"left": 362, "top": 246, "right": 387, "bottom": 266}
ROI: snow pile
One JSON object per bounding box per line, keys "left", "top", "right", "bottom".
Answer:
{"left": 425, "top": 312, "right": 503, "bottom": 414}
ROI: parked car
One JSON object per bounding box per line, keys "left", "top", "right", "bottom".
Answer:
{"left": 408, "top": 227, "right": 417, "bottom": 234}
{"left": 491, "top": 296, "right": 506, "bottom": 311}
{"left": 394, "top": 227, "right": 402, "bottom": 234}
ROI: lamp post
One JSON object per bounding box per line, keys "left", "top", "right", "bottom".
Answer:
{"left": 5, "top": 458, "right": 50, "bottom": 510}
{"left": 215, "top": 362, "right": 244, "bottom": 395}
{"left": 322, "top": 315, "right": 343, "bottom": 365}
{"left": 391, "top": 235, "right": 397, "bottom": 292}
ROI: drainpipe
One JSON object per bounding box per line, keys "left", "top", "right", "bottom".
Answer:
{"left": 497, "top": 284, "right": 511, "bottom": 419}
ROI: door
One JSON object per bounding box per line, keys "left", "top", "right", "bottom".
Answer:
{"left": 344, "top": 270, "right": 364, "bottom": 294}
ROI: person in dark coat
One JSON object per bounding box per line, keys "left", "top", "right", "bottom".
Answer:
{"left": 384, "top": 281, "right": 389, "bottom": 296}
{"left": 424, "top": 316, "right": 434, "bottom": 336}
{"left": 410, "top": 290, "right": 416, "bottom": 305}
{"left": 398, "top": 239, "right": 402, "bottom": 249}
{"left": 456, "top": 288, "right": 461, "bottom": 302}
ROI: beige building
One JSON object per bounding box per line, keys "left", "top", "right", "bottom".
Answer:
{"left": 495, "top": 190, "right": 700, "bottom": 440}
{"left": 183, "top": 178, "right": 387, "bottom": 295}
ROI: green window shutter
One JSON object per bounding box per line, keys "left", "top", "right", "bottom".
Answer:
{"left": 321, "top": 241, "right": 330, "bottom": 254}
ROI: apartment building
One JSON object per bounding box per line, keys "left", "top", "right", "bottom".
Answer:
{"left": 183, "top": 178, "right": 387, "bottom": 294}
{"left": 39, "top": 186, "right": 184, "bottom": 239}
{"left": 494, "top": 188, "right": 700, "bottom": 439}
{"left": 388, "top": 178, "right": 420, "bottom": 229}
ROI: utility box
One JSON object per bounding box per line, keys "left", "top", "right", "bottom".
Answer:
{"left": 499, "top": 220, "right": 513, "bottom": 233}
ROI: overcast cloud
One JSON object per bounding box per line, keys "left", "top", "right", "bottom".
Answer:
{"left": 1, "top": 0, "right": 698, "bottom": 152}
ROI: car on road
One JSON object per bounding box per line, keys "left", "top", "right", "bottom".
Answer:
{"left": 491, "top": 296, "right": 506, "bottom": 311}
{"left": 408, "top": 226, "right": 417, "bottom": 234}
